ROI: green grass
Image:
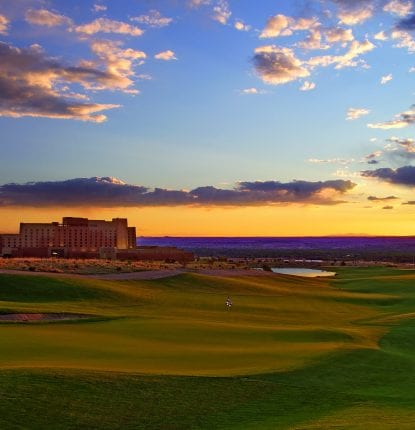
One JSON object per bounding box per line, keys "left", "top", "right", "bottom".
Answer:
{"left": 1, "top": 267, "right": 415, "bottom": 428}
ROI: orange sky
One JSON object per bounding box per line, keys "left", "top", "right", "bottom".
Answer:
{"left": 1, "top": 204, "right": 414, "bottom": 237}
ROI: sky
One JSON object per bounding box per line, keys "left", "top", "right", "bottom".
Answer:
{"left": 0, "top": 0, "right": 415, "bottom": 236}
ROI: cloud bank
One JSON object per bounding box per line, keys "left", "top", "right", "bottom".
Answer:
{"left": 362, "top": 165, "right": 415, "bottom": 186}
{"left": 0, "top": 177, "right": 357, "bottom": 207}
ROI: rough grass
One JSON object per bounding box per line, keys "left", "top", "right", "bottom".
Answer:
{"left": 1, "top": 267, "right": 415, "bottom": 428}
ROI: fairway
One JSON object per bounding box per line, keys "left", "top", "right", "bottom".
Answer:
{"left": 1, "top": 267, "right": 415, "bottom": 428}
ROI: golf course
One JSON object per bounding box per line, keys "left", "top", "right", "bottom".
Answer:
{"left": 1, "top": 267, "right": 415, "bottom": 429}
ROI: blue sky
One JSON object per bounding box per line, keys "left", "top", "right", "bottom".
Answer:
{"left": 1, "top": 0, "right": 415, "bottom": 235}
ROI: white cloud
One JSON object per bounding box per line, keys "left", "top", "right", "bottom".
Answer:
{"left": 260, "top": 14, "right": 319, "bottom": 39}
{"left": 368, "top": 106, "right": 415, "bottom": 129}
{"left": 308, "top": 39, "right": 375, "bottom": 70}
{"left": 299, "top": 81, "right": 316, "bottom": 91}
{"left": 131, "top": 10, "right": 173, "bottom": 28}
{"left": 234, "top": 20, "right": 250, "bottom": 31}
{"left": 89, "top": 40, "right": 146, "bottom": 93}
{"left": 154, "top": 50, "right": 177, "bottom": 61}
{"left": 212, "top": 0, "right": 231, "bottom": 25}
{"left": 260, "top": 14, "right": 293, "bottom": 38}
{"left": 298, "top": 29, "right": 329, "bottom": 50}
{"left": 383, "top": 0, "right": 412, "bottom": 17}
{"left": 308, "top": 158, "right": 354, "bottom": 165}
{"left": 346, "top": 107, "right": 370, "bottom": 120}
{"left": 324, "top": 27, "right": 354, "bottom": 43}
{"left": 25, "top": 9, "right": 72, "bottom": 28}
{"left": 240, "top": 88, "right": 261, "bottom": 94}
{"left": 380, "top": 73, "right": 393, "bottom": 84}
{"left": 75, "top": 18, "right": 143, "bottom": 36}
{"left": 337, "top": 5, "right": 374, "bottom": 25}
{"left": 374, "top": 31, "right": 388, "bottom": 41}
{"left": 93, "top": 4, "right": 107, "bottom": 12}
{"left": 391, "top": 30, "right": 415, "bottom": 52}
{"left": 189, "top": 0, "right": 210, "bottom": 7}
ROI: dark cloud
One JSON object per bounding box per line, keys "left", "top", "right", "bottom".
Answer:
{"left": 238, "top": 179, "right": 354, "bottom": 194}
{"left": 252, "top": 46, "right": 309, "bottom": 85}
{"left": 367, "top": 195, "right": 399, "bottom": 201}
{"left": 397, "top": 13, "right": 415, "bottom": 30}
{"left": 403, "top": 200, "right": 415, "bottom": 204}
{"left": 362, "top": 165, "right": 415, "bottom": 186}
{"left": 0, "top": 177, "right": 357, "bottom": 207}
{"left": 367, "top": 159, "right": 379, "bottom": 164}
{"left": 382, "top": 205, "right": 394, "bottom": 209}
{"left": 0, "top": 41, "right": 133, "bottom": 122}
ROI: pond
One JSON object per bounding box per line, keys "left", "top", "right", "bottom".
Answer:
{"left": 270, "top": 268, "right": 336, "bottom": 277}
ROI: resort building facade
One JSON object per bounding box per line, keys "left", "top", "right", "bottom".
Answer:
{"left": 0, "top": 217, "right": 193, "bottom": 262}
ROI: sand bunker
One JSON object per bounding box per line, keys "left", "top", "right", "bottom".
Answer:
{"left": 0, "top": 313, "right": 93, "bottom": 322}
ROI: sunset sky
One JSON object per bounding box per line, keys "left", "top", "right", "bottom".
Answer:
{"left": 1, "top": 0, "right": 415, "bottom": 236}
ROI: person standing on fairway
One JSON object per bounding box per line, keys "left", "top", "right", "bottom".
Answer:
{"left": 226, "top": 296, "right": 232, "bottom": 309}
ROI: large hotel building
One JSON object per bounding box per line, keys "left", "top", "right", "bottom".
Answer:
{"left": 0, "top": 217, "right": 193, "bottom": 262}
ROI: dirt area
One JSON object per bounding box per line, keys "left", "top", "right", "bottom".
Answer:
{"left": 0, "top": 313, "right": 93, "bottom": 322}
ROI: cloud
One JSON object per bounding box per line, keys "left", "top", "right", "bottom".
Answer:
{"left": 93, "top": 4, "right": 107, "bottom": 12}
{"left": 234, "top": 20, "right": 250, "bottom": 31}
{"left": 380, "top": 73, "right": 393, "bottom": 84}
{"left": 362, "top": 165, "right": 415, "bottom": 186}
{"left": 391, "top": 29, "right": 415, "bottom": 51}
{"left": 253, "top": 46, "right": 309, "bottom": 85}
{"left": 299, "top": 81, "right": 316, "bottom": 91}
{"left": 383, "top": 136, "right": 415, "bottom": 162}
{"left": 368, "top": 105, "right": 415, "bottom": 129}
{"left": 403, "top": 200, "right": 415, "bottom": 204}
{"left": 374, "top": 31, "right": 388, "bottom": 40}
{"left": 0, "top": 14, "right": 9, "bottom": 35}
{"left": 397, "top": 13, "right": 415, "bottom": 31}
{"left": 382, "top": 205, "right": 394, "bottom": 209}
{"left": 89, "top": 40, "right": 146, "bottom": 93}
{"left": 298, "top": 29, "right": 329, "bottom": 50}
{"left": 384, "top": 0, "right": 413, "bottom": 16}
{"left": 364, "top": 150, "right": 383, "bottom": 164}
{"left": 324, "top": 27, "right": 354, "bottom": 43}
{"left": 260, "top": 14, "right": 293, "bottom": 38}
{"left": 260, "top": 14, "right": 319, "bottom": 39}
{"left": 307, "top": 39, "right": 375, "bottom": 69}
{"left": 154, "top": 50, "right": 177, "bottom": 61}
{"left": 131, "top": 10, "right": 173, "bottom": 28}
{"left": 240, "top": 87, "right": 261, "bottom": 94}
{"left": 0, "top": 177, "right": 357, "bottom": 207}
{"left": 308, "top": 158, "right": 354, "bottom": 164}
{"left": 0, "top": 41, "right": 140, "bottom": 122}
{"left": 386, "top": 136, "right": 415, "bottom": 148}
{"left": 75, "top": 18, "right": 143, "bottom": 36}
{"left": 367, "top": 195, "right": 398, "bottom": 201}
{"left": 346, "top": 107, "right": 370, "bottom": 120}
{"left": 212, "top": 0, "right": 231, "bottom": 25}
{"left": 336, "top": 1, "right": 374, "bottom": 25}
{"left": 25, "top": 9, "right": 72, "bottom": 27}
{"left": 338, "top": 9, "right": 373, "bottom": 27}
{"left": 188, "top": 0, "right": 210, "bottom": 7}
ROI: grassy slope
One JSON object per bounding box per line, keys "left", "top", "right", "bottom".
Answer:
{"left": 0, "top": 268, "right": 415, "bottom": 428}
